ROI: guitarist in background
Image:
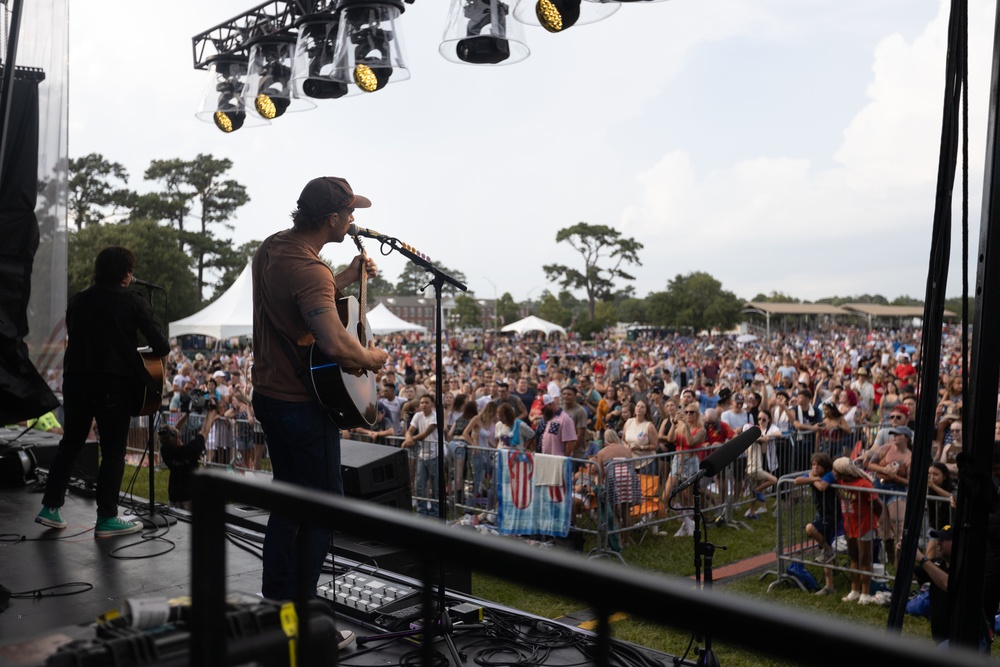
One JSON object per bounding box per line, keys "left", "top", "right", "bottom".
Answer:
{"left": 36, "top": 246, "right": 170, "bottom": 537}
{"left": 252, "top": 176, "right": 387, "bottom": 606}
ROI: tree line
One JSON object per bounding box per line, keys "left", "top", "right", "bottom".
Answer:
{"left": 69, "top": 154, "right": 972, "bottom": 335}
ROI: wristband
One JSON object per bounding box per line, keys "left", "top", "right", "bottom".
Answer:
{"left": 919, "top": 556, "right": 930, "bottom": 567}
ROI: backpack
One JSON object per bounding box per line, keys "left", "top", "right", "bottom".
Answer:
{"left": 786, "top": 562, "right": 819, "bottom": 591}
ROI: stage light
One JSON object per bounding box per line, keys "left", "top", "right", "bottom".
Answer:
{"left": 292, "top": 12, "right": 351, "bottom": 100}
{"left": 196, "top": 55, "right": 268, "bottom": 133}
{"left": 440, "top": 0, "right": 529, "bottom": 65}
{"left": 246, "top": 35, "right": 316, "bottom": 119}
{"left": 512, "top": 0, "right": 619, "bottom": 32}
{"left": 331, "top": 0, "right": 410, "bottom": 95}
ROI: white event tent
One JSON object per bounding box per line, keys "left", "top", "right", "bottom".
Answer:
{"left": 169, "top": 263, "right": 427, "bottom": 340}
{"left": 367, "top": 303, "right": 427, "bottom": 335}
{"left": 500, "top": 315, "right": 567, "bottom": 337}
{"left": 170, "top": 262, "right": 253, "bottom": 339}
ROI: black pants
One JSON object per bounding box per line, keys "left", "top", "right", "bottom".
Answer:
{"left": 43, "top": 378, "right": 132, "bottom": 519}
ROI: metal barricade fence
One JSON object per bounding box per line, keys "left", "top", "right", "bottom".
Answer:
{"left": 126, "top": 411, "right": 270, "bottom": 473}
{"left": 763, "top": 471, "right": 951, "bottom": 593}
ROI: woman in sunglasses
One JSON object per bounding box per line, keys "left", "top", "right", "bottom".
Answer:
{"left": 664, "top": 405, "right": 706, "bottom": 536}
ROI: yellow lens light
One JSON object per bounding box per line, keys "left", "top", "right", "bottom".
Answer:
{"left": 536, "top": 0, "right": 563, "bottom": 32}
{"left": 214, "top": 111, "right": 234, "bottom": 133}
{"left": 354, "top": 64, "right": 379, "bottom": 93}
{"left": 255, "top": 93, "right": 277, "bottom": 119}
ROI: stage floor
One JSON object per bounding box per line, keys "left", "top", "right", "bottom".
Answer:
{"left": 0, "top": 476, "right": 681, "bottom": 666}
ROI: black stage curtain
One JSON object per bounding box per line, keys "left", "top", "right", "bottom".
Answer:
{"left": 0, "top": 71, "right": 58, "bottom": 423}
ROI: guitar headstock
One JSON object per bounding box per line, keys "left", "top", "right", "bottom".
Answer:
{"left": 352, "top": 234, "right": 366, "bottom": 257}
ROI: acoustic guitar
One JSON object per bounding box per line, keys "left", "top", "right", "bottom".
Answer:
{"left": 132, "top": 348, "right": 165, "bottom": 417}
{"left": 309, "top": 236, "right": 378, "bottom": 428}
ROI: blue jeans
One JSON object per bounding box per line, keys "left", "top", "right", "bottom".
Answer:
{"left": 253, "top": 392, "right": 343, "bottom": 601}
{"left": 414, "top": 456, "right": 439, "bottom": 516}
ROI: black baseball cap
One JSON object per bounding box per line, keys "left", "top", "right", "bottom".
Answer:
{"left": 297, "top": 176, "right": 371, "bottom": 218}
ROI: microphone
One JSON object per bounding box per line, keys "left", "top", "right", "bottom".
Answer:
{"left": 671, "top": 426, "right": 761, "bottom": 498}
{"left": 701, "top": 426, "right": 760, "bottom": 476}
{"left": 347, "top": 223, "right": 387, "bottom": 240}
{"left": 131, "top": 277, "right": 163, "bottom": 290}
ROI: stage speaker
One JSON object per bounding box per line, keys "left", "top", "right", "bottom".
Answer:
{"left": 28, "top": 438, "right": 100, "bottom": 488}
{"left": 331, "top": 533, "right": 471, "bottom": 594}
{"left": 0, "top": 444, "right": 37, "bottom": 487}
{"left": 340, "top": 439, "right": 409, "bottom": 499}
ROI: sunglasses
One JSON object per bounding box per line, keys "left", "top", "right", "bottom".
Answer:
{"left": 684, "top": 410, "right": 699, "bottom": 415}
{"left": 890, "top": 414, "right": 906, "bottom": 419}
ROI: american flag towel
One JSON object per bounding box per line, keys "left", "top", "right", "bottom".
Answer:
{"left": 496, "top": 450, "right": 572, "bottom": 537}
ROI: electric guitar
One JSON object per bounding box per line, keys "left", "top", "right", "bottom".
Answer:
{"left": 309, "top": 236, "right": 378, "bottom": 428}
{"left": 131, "top": 347, "right": 165, "bottom": 417}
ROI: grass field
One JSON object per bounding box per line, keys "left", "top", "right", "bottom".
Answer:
{"left": 123, "top": 467, "right": 943, "bottom": 666}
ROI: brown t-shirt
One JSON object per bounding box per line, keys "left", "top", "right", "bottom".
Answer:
{"left": 252, "top": 229, "right": 339, "bottom": 402}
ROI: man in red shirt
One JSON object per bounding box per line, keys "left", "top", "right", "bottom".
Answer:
{"left": 894, "top": 353, "right": 917, "bottom": 383}
{"left": 702, "top": 408, "right": 736, "bottom": 512}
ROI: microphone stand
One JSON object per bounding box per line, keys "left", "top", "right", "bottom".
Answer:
{"left": 135, "top": 284, "right": 175, "bottom": 529}
{"left": 692, "top": 480, "right": 722, "bottom": 667}
{"left": 353, "top": 232, "right": 476, "bottom": 663}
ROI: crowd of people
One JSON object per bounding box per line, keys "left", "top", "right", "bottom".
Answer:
{"left": 73, "top": 322, "right": 984, "bottom": 540}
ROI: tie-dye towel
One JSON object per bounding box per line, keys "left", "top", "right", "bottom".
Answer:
{"left": 496, "top": 449, "right": 572, "bottom": 537}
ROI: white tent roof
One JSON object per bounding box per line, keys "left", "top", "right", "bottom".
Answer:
{"left": 501, "top": 315, "right": 567, "bottom": 337}
{"left": 169, "top": 262, "right": 253, "bottom": 340}
{"left": 368, "top": 303, "right": 427, "bottom": 335}
{"left": 169, "top": 263, "right": 428, "bottom": 340}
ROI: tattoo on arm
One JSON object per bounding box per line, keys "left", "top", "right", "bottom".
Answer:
{"left": 306, "top": 306, "right": 336, "bottom": 318}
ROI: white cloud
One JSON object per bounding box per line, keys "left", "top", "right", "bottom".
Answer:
{"left": 621, "top": 0, "right": 991, "bottom": 300}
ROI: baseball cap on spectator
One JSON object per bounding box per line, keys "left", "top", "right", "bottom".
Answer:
{"left": 892, "top": 404, "right": 911, "bottom": 417}
{"left": 888, "top": 425, "right": 914, "bottom": 440}
{"left": 704, "top": 378, "right": 714, "bottom": 386}
{"left": 213, "top": 370, "right": 226, "bottom": 379}
{"left": 717, "top": 387, "right": 731, "bottom": 401}
{"left": 297, "top": 177, "right": 371, "bottom": 218}
{"left": 929, "top": 525, "right": 953, "bottom": 540}
{"left": 543, "top": 395, "right": 554, "bottom": 405}
{"left": 856, "top": 367, "right": 870, "bottom": 376}
{"left": 195, "top": 353, "right": 205, "bottom": 361}
{"left": 733, "top": 392, "right": 745, "bottom": 403}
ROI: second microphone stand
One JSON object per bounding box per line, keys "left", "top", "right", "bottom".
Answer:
{"left": 353, "top": 231, "right": 480, "bottom": 664}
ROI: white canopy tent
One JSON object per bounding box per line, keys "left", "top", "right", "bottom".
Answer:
{"left": 368, "top": 303, "right": 427, "bottom": 335}
{"left": 169, "top": 262, "right": 253, "bottom": 339}
{"left": 501, "top": 315, "right": 567, "bottom": 337}
{"left": 169, "top": 263, "right": 428, "bottom": 340}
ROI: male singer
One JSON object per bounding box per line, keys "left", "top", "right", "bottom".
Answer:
{"left": 251, "top": 177, "right": 388, "bottom": 603}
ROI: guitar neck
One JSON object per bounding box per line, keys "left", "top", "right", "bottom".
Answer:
{"left": 354, "top": 236, "right": 368, "bottom": 337}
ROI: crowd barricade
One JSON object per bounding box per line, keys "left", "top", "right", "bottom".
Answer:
{"left": 124, "top": 412, "right": 921, "bottom": 561}
{"left": 126, "top": 411, "right": 270, "bottom": 473}
{"left": 761, "top": 471, "right": 951, "bottom": 592}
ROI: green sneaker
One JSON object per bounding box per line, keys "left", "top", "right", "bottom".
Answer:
{"left": 94, "top": 516, "right": 143, "bottom": 538}
{"left": 36, "top": 507, "right": 67, "bottom": 529}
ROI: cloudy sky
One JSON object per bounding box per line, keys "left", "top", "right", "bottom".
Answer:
{"left": 61, "top": 0, "right": 993, "bottom": 303}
